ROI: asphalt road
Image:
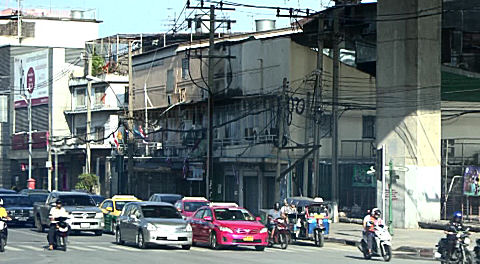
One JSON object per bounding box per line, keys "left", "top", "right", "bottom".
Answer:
{"left": 2, "top": 227, "right": 434, "bottom": 264}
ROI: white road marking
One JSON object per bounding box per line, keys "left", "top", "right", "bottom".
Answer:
{"left": 68, "top": 245, "right": 96, "bottom": 251}
{"left": 287, "top": 246, "right": 314, "bottom": 252}
{"left": 111, "top": 245, "right": 142, "bottom": 251}
{"left": 16, "top": 245, "right": 43, "bottom": 251}
{"left": 190, "top": 247, "right": 211, "bottom": 252}
{"left": 5, "top": 246, "right": 22, "bottom": 251}
{"left": 88, "top": 245, "right": 117, "bottom": 252}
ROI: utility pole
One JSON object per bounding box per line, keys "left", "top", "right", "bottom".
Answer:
{"left": 206, "top": 5, "right": 215, "bottom": 200}
{"left": 86, "top": 44, "right": 93, "bottom": 174}
{"left": 303, "top": 92, "right": 310, "bottom": 196}
{"left": 331, "top": 8, "right": 340, "bottom": 204}
{"left": 312, "top": 15, "right": 324, "bottom": 197}
{"left": 54, "top": 147, "right": 58, "bottom": 190}
{"left": 127, "top": 40, "right": 134, "bottom": 194}
{"left": 47, "top": 133, "right": 51, "bottom": 191}
{"left": 17, "top": 0, "right": 21, "bottom": 44}
{"left": 143, "top": 83, "right": 149, "bottom": 156}
{"left": 276, "top": 78, "right": 288, "bottom": 199}
{"left": 186, "top": 2, "right": 235, "bottom": 200}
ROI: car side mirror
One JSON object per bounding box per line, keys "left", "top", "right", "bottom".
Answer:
{"left": 106, "top": 207, "right": 113, "bottom": 212}
{"left": 256, "top": 216, "right": 262, "bottom": 222}
{"left": 203, "top": 216, "right": 212, "bottom": 222}
{"left": 49, "top": 202, "right": 56, "bottom": 207}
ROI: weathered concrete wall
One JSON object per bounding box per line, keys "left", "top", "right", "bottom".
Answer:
{"left": 376, "top": 0, "right": 442, "bottom": 228}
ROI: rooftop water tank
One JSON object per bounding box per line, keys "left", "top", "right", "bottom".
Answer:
{"left": 255, "top": 19, "right": 276, "bottom": 32}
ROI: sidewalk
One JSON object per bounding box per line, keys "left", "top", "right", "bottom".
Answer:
{"left": 326, "top": 221, "right": 480, "bottom": 260}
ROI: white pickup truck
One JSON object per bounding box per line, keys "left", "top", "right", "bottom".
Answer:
{"left": 33, "top": 191, "right": 104, "bottom": 235}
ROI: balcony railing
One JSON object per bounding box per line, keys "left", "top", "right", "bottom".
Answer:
{"left": 341, "top": 139, "right": 375, "bottom": 159}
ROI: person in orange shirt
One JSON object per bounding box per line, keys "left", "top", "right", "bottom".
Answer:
{"left": 363, "top": 208, "right": 382, "bottom": 256}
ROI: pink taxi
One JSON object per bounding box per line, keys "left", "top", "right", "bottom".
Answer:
{"left": 189, "top": 205, "right": 268, "bottom": 251}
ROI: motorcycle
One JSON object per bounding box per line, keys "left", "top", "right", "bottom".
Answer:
{"left": 436, "top": 228, "right": 473, "bottom": 264}
{"left": 0, "top": 218, "right": 8, "bottom": 252}
{"left": 268, "top": 217, "right": 289, "bottom": 250}
{"left": 359, "top": 224, "right": 393, "bottom": 262}
{"left": 53, "top": 217, "right": 70, "bottom": 251}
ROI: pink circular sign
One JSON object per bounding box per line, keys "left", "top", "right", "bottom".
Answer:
{"left": 27, "top": 67, "right": 35, "bottom": 94}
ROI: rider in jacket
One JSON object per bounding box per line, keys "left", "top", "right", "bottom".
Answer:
{"left": 445, "top": 211, "right": 466, "bottom": 259}
{"left": 363, "top": 208, "right": 383, "bottom": 256}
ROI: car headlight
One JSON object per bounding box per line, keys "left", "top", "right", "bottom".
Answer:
{"left": 95, "top": 212, "right": 104, "bottom": 218}
{"left": 146, "top": 223, "right": 156, "bottom": 231}
{"left": 219, "top": 227, "right": 233, "bottom": 233}
{"left": 260, "top": 228, "right": 268, "bottom": 233}
{"left": 185, "top": 224, "right": 192, "bottom": 232}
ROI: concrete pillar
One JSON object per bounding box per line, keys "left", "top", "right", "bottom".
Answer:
{"left": 376, "top": 0, "right": 442, "bottom": 228}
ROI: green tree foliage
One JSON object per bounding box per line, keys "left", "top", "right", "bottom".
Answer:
{"left": 75, "top": 173, "right": 99, "bottom": 193}
{"left": 92, "top": 53, "right": 105, "bottom": 76}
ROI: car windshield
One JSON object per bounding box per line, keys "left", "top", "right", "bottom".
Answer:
{"left": 91, "top": 196, "right": 105, "bottom": 205}
{"left": 184, "top": 201, "right": 208, "bottom": 212}
{"left": 2, "top": 196, "right": 33, "bottom": 207}
{"left": 160, "top": 195, "right": 182, "bottom": 205}
{"left": 214, "top": 208, "right": 255, "bottom": 221}
{"left": 29, "top": 194, "right": 49, "bottom": 203}
{"left": 141, "top": 205, "right": 182, "bottom": 219}
{"left": 58, "top": 195, "right": 96, "bottom": 206}
{"left": 115, "top": 201, "right": 135, "bottom": 211}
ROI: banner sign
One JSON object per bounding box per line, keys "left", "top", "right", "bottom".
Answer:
{"left": 464, "top": 166, "right": 480, "bottom": 196}
{"left": 13, "top": 50, "right": 49, "bottom": 108}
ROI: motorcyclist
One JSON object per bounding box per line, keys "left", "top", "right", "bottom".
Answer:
{"left": 444, "top": 211, "right": 466, "bottom": 260}
{"left": 48, "top": 200, "right": 68, "bottom": 250}
{"left": 0, "top": 199, "right": 11, "bottom": 221}
{"left": 363, "top": 208, "right": 383, "bottom": 256}
{"left": 268, "top": 202, "right": 285, "bottom": 239}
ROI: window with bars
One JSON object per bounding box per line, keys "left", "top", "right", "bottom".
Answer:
{"left": 75, "top": 88, "right": 86, "bottom": 108}
{"left": 362, "top": 116, "right": 375, "bottom": 139}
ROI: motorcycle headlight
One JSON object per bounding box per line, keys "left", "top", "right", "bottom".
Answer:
{"left": 185, "top": 224, "right": 192, "bottom": 232}
{"left": 219, "top": 227, "right": 233, "bottom": 233}
{"left": 260, "top": 228, "right": 268, "bottom": 233}
{"left": 95, "top": 212, "right": 104, "bottom": 218}
{"left": 146, "top": 223, "right": 156, "bottom": 231}
{"left": 465, "top": 237, "right": 471, "bottom": 245}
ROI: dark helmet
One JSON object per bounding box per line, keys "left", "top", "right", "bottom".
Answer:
{"left": 274, "top": 202, "right": 281, "bottom": 211}
{"left": 55, "top": 200, "right": 63, "bottom": 205}
{"left": 371, "top": 208, "right": 381, "bottom": 218}
{"left": 453, "top": 211, "right": 462, "bottom": 222}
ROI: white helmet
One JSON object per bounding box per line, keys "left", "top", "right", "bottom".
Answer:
{"left": 0, "top": 198, "right": 3, "bottom": 206}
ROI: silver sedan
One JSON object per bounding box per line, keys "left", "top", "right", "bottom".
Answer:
{"left": 115, "top": 201, "right": 192, "bottom": 249}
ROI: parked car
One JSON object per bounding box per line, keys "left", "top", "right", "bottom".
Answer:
{"left": 0, "top": 189, "right": 16, "bottom": 194}
{"left": 0, "top": 194, "right": 34, "bottom": 226}
{"left": 34, "top": 191, "right": 104, "bottom": 235}
{"left": 19, "top": 189, "right": 49, "bottom": 195}
{"left": 99, "top": 195, "right": 141, "bottom": 233}
{"left": 174, "top": 197, "right": 209, "bottom": 219}
{"left": 148, "top": 193, "right": 183, "bottom": 205}
{"left": 189, "top": 205, "right": 268, "bottom": 251}
{"left": 90, "top": 195, "right": 106, "bottom": 206}
{"left": 115, "top": 202, "right": 192, "bottom": 249}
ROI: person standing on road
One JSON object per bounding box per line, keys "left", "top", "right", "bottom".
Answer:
{"left": 48, "top": 200, "right": 68, "bottom": 250}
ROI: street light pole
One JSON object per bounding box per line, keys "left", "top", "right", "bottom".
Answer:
{"left": 27, "top": 91, "right": 32, "bottom": 183}
{"left": 86, "top": 44, "right": 93, "bottom": 174}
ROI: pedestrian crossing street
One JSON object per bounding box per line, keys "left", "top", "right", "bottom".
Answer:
{"left": 2, "top": 243, "right": 337, "bottom": 254}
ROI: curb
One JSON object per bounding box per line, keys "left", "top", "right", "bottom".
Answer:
{"left": 325, "top": 237, "right": 435, "bottom": 261}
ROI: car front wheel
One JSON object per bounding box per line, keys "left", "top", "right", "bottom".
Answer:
{"left": 115, "top": 228, "right": 124, "bottom": 245}
{"left": 209, "top": 232, "right": 220, "bottom": 250}
{"left": 137, "top": 231, "right": 147, "bottom": 249}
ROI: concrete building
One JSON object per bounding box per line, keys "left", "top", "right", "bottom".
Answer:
{"left": 128, "top": 28, "right": 377, "bottom": 215}
{"left": 0, "top": 8, "right": 100, "bottom": 190}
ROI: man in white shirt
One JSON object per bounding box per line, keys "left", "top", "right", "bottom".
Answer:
{"left": 48, "top": 200, "right": 68, "bottom": 250}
